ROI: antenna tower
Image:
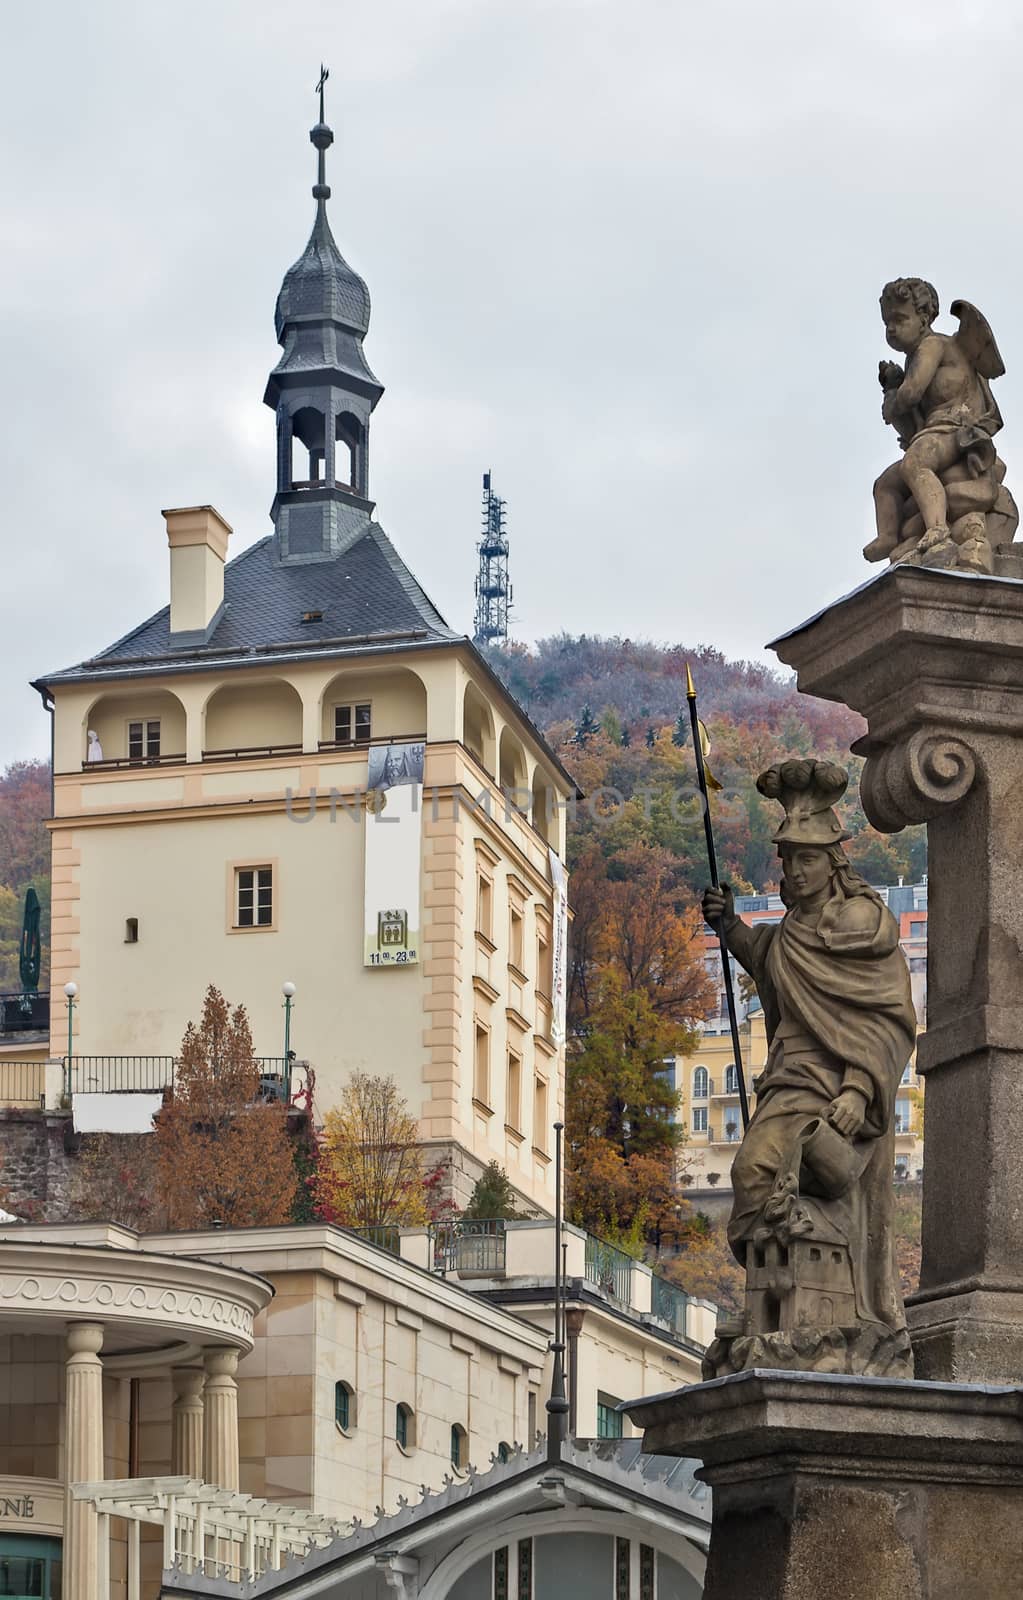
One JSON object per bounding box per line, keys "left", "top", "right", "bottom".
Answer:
{"left": 473, "top": 471, "right": 512, "bottom": 645}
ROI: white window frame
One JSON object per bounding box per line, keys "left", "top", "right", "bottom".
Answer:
{"left": 229, "top": 862, "right": 276, "bottom": 932}
{"left": 692, "top": 1066, "right": 709, "bottom": 1099}
{"left": 692, "top": 1106, "right": 708, "bottom": 1134}
{"left": 127, "top": 718, "right": 161, "bottom": 761}
{"left": 333, "top": 701, "right": 372, "bottom": 744}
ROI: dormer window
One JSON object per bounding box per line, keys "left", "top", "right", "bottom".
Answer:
{"left": 128, "top": 720, "right": 160, "bottom": 763}
{"left": 334, "top": 703, "right": 371, "bottom": 744}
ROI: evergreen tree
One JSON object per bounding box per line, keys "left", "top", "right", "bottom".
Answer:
{"left": 575, "top": 705, "right": 599, "bottom": 745}
{"left": 672, "top": 712, "right": 689, "bottom": 748}
{"left": 645, "top": 726, "right": 657, "bottom": 748}
{"left": 463, "top": 1160, "right": 531, "bottom": 1220}
{"left": 621, "top": 726, "right": 631, "bottom": 747}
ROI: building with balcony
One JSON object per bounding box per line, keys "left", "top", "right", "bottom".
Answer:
{"left": 19, "top": 94, "right": 575, "bottom": 1216}
{"left": 0, "top": 1215, "right": 713, "bottom": 1599}
{"left": 674, "top": 881, "right": 928, "bottom": 1197}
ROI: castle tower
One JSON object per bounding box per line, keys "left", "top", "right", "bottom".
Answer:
{"left": 263, "top": 71, "right": 384, "bottom": 564}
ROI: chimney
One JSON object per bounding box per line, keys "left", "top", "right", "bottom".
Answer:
{"left": 163, "top": 505, "right": 233, "bottom": 642}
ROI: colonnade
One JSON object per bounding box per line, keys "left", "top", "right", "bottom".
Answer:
{"left": 63, "top": 1322, "right": 241, "bottom": 1600}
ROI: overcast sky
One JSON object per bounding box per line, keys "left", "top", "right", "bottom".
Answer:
{"left": 2, "top": 0, "right": 1022, "bottom": 764}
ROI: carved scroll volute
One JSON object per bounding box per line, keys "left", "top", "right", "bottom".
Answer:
{"left": 860, "top": 729, "right": 978, "bottom": 831}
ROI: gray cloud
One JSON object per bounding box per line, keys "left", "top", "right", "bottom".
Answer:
{"left": 3, "top": 0, "right": 1022, "bottom": 762}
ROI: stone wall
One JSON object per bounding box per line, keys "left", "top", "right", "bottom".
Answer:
{"left": 0, "top": 1110, "right": 74, "bottom": 1220}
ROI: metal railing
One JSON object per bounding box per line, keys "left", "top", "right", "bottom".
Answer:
{"left": 82, "top": 753, "right": 185, "bottom": 771}
{"left": 0, "top": 1060, "right": 47, "bottom": 1107}
{"left": 434, "top": 1219, "right": 507, "bottom": 1274}
{"left": 354, "top": 1226, "right": 402, "bottom": 1256}
{"left": 651, "top": 1274, "right": 693, "bottom": 1340}
{"left": 201, "top": 743, "right": 303, "bottom": 762}
{"left": 0, "top": 992, "right": 49, "bottom": 1034}
{"left": 66, "top": 1055, "right": 296, "bottom": 1100}
{"left": 584, "top": 1234, "right": 633, "bottom": 1304}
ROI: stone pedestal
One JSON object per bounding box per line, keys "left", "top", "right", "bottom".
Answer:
{"left": 626, "top": 1369, "right": 1023, "bottom": 1600}
{"left": 202, "top": 1345, "right": 239, "bottom": 1490}
{"left": 773, "top": 564, "right": 1023, "bottom": 1382}
{"left": 171, "top": 1366, "right": 206, "bottom": 1478}
{"left": 64, "top": 1321, "right": 105, "bottom": 1600}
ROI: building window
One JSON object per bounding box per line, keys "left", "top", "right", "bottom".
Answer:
{"left": 692, "top": 1066, "right": 709, "bottom": 1099}
{"left": 474, "top": 1022, "right": 491, "bottom": 1108}
{"left": 692, "top": 1106, "right": 708, "bottom": 1133}
{"left": 334, "top": 1381, "right": 356, "bottom": 1433}
{"left": 901, "top": 1062, "right": 913, "bottom": 1084}
{"left": 450, "top": 1423, "right": 468, "bottom": 1472}
{"left": 236, "top": 866, "right": 273, "bottom": 928}
{"left": 128, "top": 719, "right": 160, "bottom": 761}
{"left": 533, "top": 1075, "right": 548, "bottom": 1153}
{"left": 597, "top": 1394, "right": 624, "bottom": 1439}
{"left": 527, "top": 1391, "right": 537, "bottom": 1445}
{"left": 494, "top": 1547, "right": 509, "bottom": 1600}
{"left": 537, "top": 923, "right": 553, "bottom": 997}
{"left": 725, "top": 1064, "right": 739, "bottom": 1095}
{"left": 509, "top": 904, "right": 525, "bottom": 972}
{"left": 506, "top": 1048, "right": 522, "bottom": 1133}
{"left": 497, "top": 1440, "right": 511, "bottom": 1464}
{"left": 895, "top": 1097, "right": 912, "bottom": 1135}
{"left": 334, "top": 702, "right": 371, "bottom": 743}
{"left": 476, "top": 872, "right": 494, "bottom": 942}
{"left": 395, "top": 1403, "right": 415, "bottom": 1451}
{"left": 124, "top": 917, "right": 139, "bottom": 944}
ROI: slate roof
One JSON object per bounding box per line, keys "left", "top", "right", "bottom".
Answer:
{"left": 37, "top": 523, "right": 460, "bottom": 688}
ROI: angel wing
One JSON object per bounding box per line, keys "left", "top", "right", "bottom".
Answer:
{"left": 951, "top": 299, "right": 1006, "bottom": 380}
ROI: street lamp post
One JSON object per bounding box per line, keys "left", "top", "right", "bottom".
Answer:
{"left": 63, "top": 981, "right": 78, "bottom": 1100}
{"left": 282, "top": 982, "right": 296, "bottom": 1097}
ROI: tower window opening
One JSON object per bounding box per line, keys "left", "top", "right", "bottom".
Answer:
{"left": 289, "top": 406, "right": 327, "bottom": 490}
{"left": 124, "top": 917, "right": 139, "bottom": 944}
{"left": 335, "top": 413, "right": 361, "bottom": 490}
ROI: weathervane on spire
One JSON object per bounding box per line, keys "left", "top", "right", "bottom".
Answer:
{"left": 311, "top": 64, "right": 333, "bottom": 204}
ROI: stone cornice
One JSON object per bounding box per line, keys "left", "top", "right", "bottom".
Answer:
{"left": 141, "top": 1225, "right": 550, "bottom": 1361}
{"left": 0, "top": 1239, "right": 271, "bottom": 1350}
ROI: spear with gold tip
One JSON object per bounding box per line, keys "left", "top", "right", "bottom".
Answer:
{"left": 685, "top": 662, "right": 751, "bottom": 1132}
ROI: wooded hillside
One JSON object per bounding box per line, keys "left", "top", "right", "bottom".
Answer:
{"left": 0, "top": 760, "right": 50, "bottom": 991}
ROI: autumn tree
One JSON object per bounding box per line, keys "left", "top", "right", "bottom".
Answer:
{"left": 566, "top": 845, "right": 714, "bottom": 1240}
{"left": 315, "top": 1072, "right": 429, "bottom": 1229}
{"left": 154, "top": 985, "right": 298, "bottom": 1229}
{"left": 663, "top": 1217, "right": 745, "bottom": 1316}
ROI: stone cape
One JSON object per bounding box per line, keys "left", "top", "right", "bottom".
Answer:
{"left": 710, "top": 857, "right": 917, "bottom": 1379}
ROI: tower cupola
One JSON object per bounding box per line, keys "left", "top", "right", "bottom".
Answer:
{"left": 264, "top": 68, "right": 383, "bottom": 564}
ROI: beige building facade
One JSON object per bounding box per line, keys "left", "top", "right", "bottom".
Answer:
{"left": 0, "top": 1217, "right": 712, "bottom": 1597}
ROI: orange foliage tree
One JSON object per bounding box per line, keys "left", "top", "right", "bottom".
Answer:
{"left": 154, "top": 985, "right": 298, "bottom": 1229}
{"left": 315, "top": 1072, "right": 430, "bottom": 1229}
{"left": 566, "top": 845, "right": 714, "bottom": 1245}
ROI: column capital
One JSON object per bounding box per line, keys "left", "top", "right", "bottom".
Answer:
{"left": 66, "top": 1321, "right": 105, "bottom": 1358}
{"left": 172, "top": 1365, "right": 205, "bottom": 1401}
{"left": 202, "top": 1345, "right": 239, "bottom": 1380}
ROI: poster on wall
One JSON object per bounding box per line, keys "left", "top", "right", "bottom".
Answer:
{"left": 549, "top": 847, "right": 568, "bottom": 1046}
{"left": 363, "top": 742, "right": 425, "bottom": 967}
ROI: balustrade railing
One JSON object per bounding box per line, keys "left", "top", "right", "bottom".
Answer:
{"left": 651, "top": 1274, "right": 693, "bottom": 1339}
{"left": 584, "top": 1234, "right": 633, "bottom": 1304}
{"left": 0, "top": 1060, "right": 46, "bottom": 1107}
{"left": 65, "top": 1055, "right": 297, "bottom": 1100}
{"left": 434, "top": 1219, "right": 507, "bottom": 1273}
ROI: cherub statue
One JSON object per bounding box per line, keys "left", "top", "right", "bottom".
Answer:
{"left": 865, "top": 278, "right": 1017, "bottom": 574}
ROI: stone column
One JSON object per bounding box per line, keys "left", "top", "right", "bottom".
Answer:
{"left": 773, "top": 562, "right": 1023, "bottom": 1381}
{"left": 202, "top": 1346, "right": 240, "bottom": 1490}
{"left": 171, "top": 1367, "right": 206, "bottom": 1479}
{"left": 65, "top": 1321, "right": 105, "bottom": 1600}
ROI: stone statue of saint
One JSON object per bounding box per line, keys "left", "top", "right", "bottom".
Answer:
{"left": 702, "top": 760, "right": 918, "bottom": 1378}
{"left": 865, "top": 278, "right": 1017, "bottom": 575}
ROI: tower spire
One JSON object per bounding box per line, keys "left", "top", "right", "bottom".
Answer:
{"left": 311, "top": 64, "right": 333, "bottom": 206}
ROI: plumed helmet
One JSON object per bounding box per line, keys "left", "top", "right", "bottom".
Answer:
{"left": 756, "top": 759, "right": 851, "bottom": 847}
